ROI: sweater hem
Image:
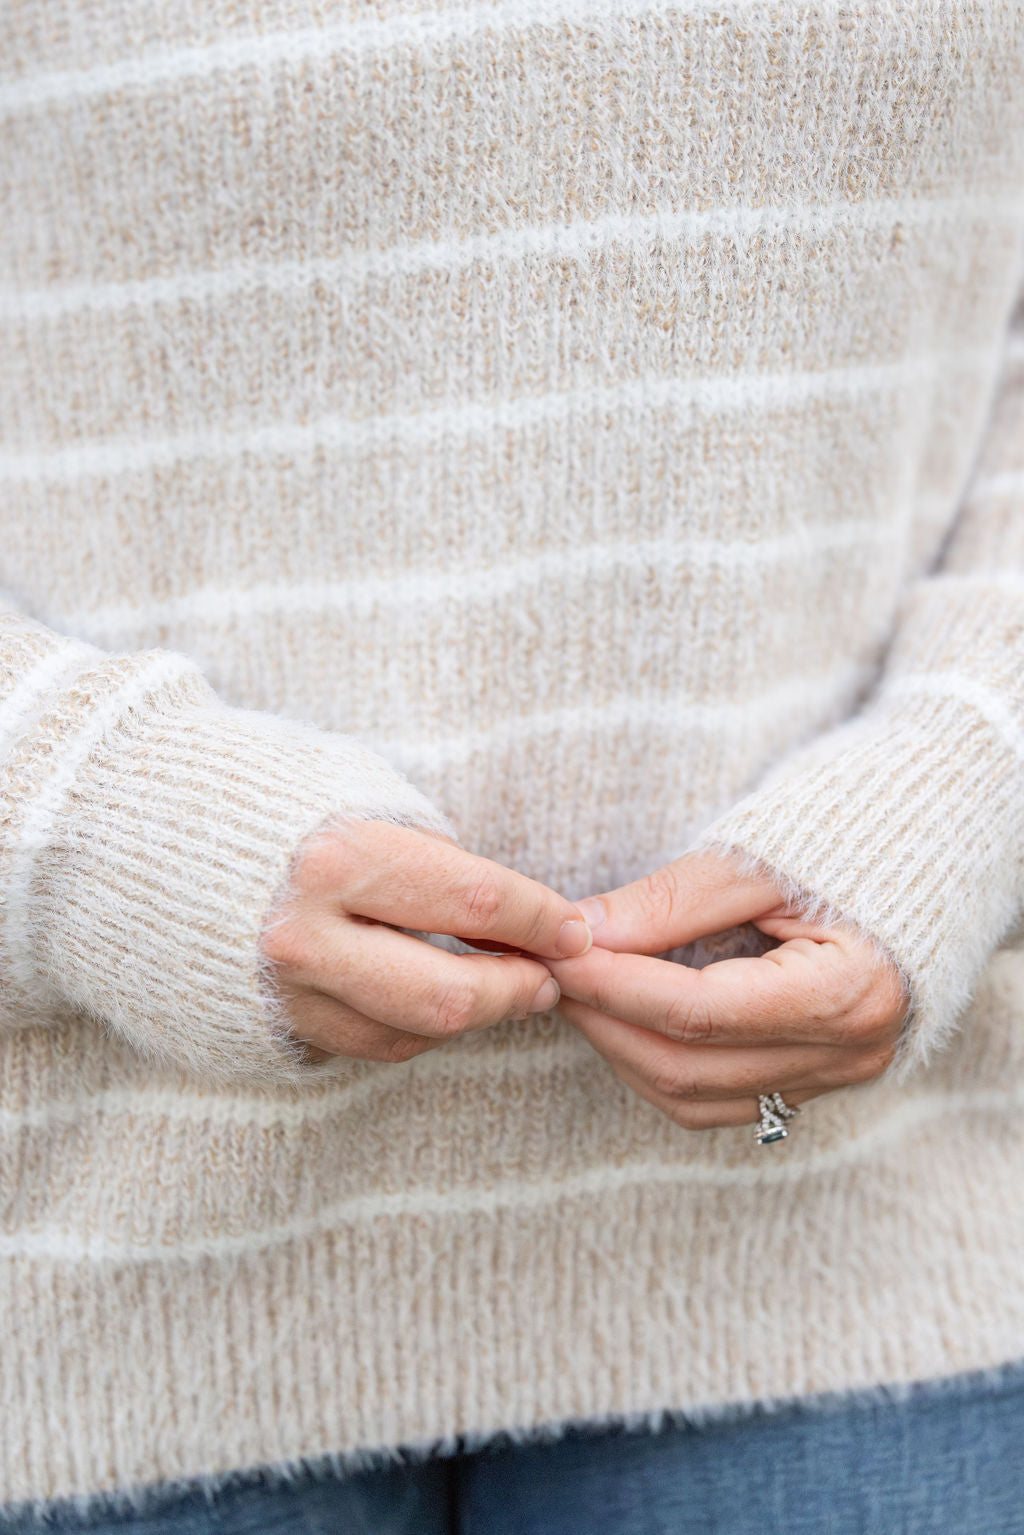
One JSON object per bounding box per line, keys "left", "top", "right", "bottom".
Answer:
{"left": 6, "top": 1354, "right": 1024, "bottom": 1527}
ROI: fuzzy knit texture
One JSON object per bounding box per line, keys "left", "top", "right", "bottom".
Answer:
{"left": 1, "top": 0, "right": 1024, "bottom": 1512}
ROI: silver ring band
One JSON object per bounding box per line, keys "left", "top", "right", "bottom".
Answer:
{"left": 755, "top": 1091, "right": 801, "bottom": 1145}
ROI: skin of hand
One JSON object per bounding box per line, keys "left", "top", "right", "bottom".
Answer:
{"left": 259, "top": 821, "right": 592, "bottom": 1064}
{"left": 544, "top": 850, "right": 909, "bottom": 1131}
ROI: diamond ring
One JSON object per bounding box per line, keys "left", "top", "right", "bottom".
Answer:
{"left": 755, "top": 1091, "right": 801, "bottom": 1145}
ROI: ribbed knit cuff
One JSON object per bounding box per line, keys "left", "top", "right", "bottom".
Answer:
{"left": 692, "top": 668, "right": 1024, "bottom": 1084}
{"left": 13, "top": 650, "right": 454, "bottom": 1086}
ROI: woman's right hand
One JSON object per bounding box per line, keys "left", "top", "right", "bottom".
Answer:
{"left": 259, "top": 820, "right": 593, "bottom": 1063}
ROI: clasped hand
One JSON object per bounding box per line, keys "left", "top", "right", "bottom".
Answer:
{"left": 546, "top": 850, "right": 908, "bottom": 1130}
{"left": 262, "top": 823, "right": 908, "bottom": 1130}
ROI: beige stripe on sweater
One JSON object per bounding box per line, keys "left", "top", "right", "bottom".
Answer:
{"left": 0, "top": 0, "right": 1023, "bottom": 1507}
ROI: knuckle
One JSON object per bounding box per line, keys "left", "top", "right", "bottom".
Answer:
{"left": 432, "top": 979, "right": 480, "bottom": 1037}
{"left": 646, "top": 1051, "right": 694, "bottom": 1100}
{"left": 522, "top": 900, "right": 557, "bottom": 953}
{"left": 828, "top": 1007, "right": 873, "bottom": 1047}
{"left": 802, "top": 966, "right": 845, "bottom": 1025}
{"left": 649, "top": 1065, "right": 684, "bottom": 1099}
{"left": 828, "top": 965, "right": 866, "bottom": 1017}
{"left": 832, "top": 1010, "right": 871, "bottom": 1047}
{"left": 862, "top": 979, "right": 909, "bottom": 1036}
{"left": 662, "top": 992, "right": 713, "bottom": 1045}
{"left": 634, "top": 865, "right": 680, "bottom": 928}
{"left": 846, "top": 998, "right": 901, "bottom": 1047}
{"left": 458, "top": 873, "right": 504, "bottom": 932}
{"left": 673, "top": 1071, "right": 704, "bottom": 1102}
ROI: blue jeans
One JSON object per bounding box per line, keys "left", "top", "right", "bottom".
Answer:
{"left": 6, "top": 1361, "right": 1024, "bottom": 1534}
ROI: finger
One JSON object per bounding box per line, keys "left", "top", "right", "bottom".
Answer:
{"left": 559, "top": 997, "right": 858, "bottom": 1099}
{"left": 575, "top": 849, "right": 784, "bottom": 954}
{"left": 284, "top": 987, "right": 444, "bottom": 1064}
{"left": 316, "top": 822, "right": 593, "bottom": 959}
{"left": 549, "top": 942, "right": 845, "bottom": 1046}
{"left": 611, "top": 1058, "right": 813, "bottom": 1131}
{"left": 296, "top": 917, "right": 562, "bottom": 1038}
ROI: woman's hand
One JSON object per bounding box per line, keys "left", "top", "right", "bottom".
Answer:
{"left": 260, "top": 821, "right": 592, "bottom": 1064}
{"left": 546, "top": 850, "right": 909, "bottom": 1131}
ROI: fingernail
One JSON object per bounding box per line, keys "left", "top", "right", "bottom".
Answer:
{"left": 575, "top": 898, "right": 607, "bottom": 932}
{"left": 529, "top": 977, "right": 561, "bottom": 1013}
{"left": 556, "top": 919, "right": 593, "bottom": 958}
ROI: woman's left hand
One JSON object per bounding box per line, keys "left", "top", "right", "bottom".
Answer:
{"left": 546, "top": 851, "right": 910, "bottom": 1131}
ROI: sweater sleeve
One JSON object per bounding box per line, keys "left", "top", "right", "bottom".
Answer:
{"left": 691, "top": 272, "right": 1024, "bottom": 1085}
{"left": 0, "top": 608, "right": 455, "bottom": 1086}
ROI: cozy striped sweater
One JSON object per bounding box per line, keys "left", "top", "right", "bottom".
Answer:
{"left": 1, "top": 0, "right": 1024, "bottom": 1510}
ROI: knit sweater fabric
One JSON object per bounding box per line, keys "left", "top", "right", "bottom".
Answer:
{"left": 1, "top": 0, "right": 1024, "bottom": 1509}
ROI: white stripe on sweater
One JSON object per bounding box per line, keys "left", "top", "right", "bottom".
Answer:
{"left": 0, "top": 653, "right": 198, "bottom": 996}
{"left": 0, "top": 0, "right": 856, "bottom": 116}
{"left": 885, "top": 672, "right": 1024, "bottom": 765}
{"left": 0, "top": 353, "right": 979, "bottom": 486}
{"left": 0, "top": 196, "right": 1017, "bottom": 320}
{"left": 375, "top": 661, "right": 873, "bottom": 768}
{"left": 53, "top": 524, "right": 894, "bottom": 640}
{"left": 928, "top": 571, "right": 1024, "bottom": 595}
{"left": 969, "top": 470, "right": 1024, "bottom": 501}
{"left": 0, "top": 641, "right": 99, "bottom": 759}
{"left": 0, "top": 1034, "right": 590, "bottom": 1134}
{"left": 0, "top": 1086, "right": 1020, "bottom": 1262}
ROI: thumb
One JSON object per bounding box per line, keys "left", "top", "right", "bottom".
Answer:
{"left": 575, "top": 849, "right": 785, "bottom": 954}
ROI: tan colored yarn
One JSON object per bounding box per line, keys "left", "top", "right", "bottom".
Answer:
{"left": 1, "top": 0, "right": 1023, "bottom": 1509}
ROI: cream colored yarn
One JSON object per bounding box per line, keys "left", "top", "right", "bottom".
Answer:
{"left": 1, "top": 0, "right": 1023, "bottom": 1510}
